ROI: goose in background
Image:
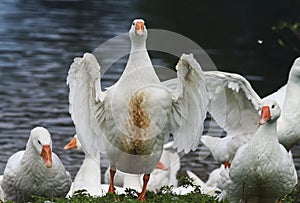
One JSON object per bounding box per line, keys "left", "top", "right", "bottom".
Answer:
{"left": 67, "top": 19, "right": 208, "bottom": 201}
{"left": 205, "top": 165, "right": 224, "bottom": 189}
{"left": 218, "top": 100, "right": 298, "bottom": 202}
{"left": 263, "top": 58, "right": 300, "bottom": 149}
{"left": 186, "top": 169, "right": 221, "bottom": 196}
{"left": 200, "top": 135, "right": 234, "bottom": 168}
{"left": 64, "top": 135, "right": 104, "bottom": 197}
{"left": 1, "top": 127, "right": 72, "bottom": 202}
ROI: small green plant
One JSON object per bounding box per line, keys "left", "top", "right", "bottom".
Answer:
{"left": 282, "top": 184, "right": 300, "bottom": 203}
{"left": 178, "top": 175, "right": 195, "bottom": 188}
{"left": 272, "top": 20, "right": 300, "bottom": 53}
{"left": 160, "top": 185, "right": 174, "bottom": 194}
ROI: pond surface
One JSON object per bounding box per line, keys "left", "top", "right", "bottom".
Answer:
{"left": 0, "top": 0, "right": 299, "bottom": 182}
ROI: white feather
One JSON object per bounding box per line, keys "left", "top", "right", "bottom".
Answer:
{"left": 168, "top": 54, "right": 209, "bottom": 153}
{"left": 67, "top": 53, "right": 107, "bottom": 157}
{"left": 204, "top": 71, "right": 261, "bottom": 137}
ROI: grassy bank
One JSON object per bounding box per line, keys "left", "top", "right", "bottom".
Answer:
{"left": 1, "top": 179, "right": 299, "bottom": 203}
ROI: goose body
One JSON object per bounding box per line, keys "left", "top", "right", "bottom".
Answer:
{"left": 1, "top": 127, "right": 72, "bottom": 202}
{"left": 67, "top": 19, "right": 208, "bottom": 201}
{"left": 218, "top": 101, "right": 298, "bottom": 202}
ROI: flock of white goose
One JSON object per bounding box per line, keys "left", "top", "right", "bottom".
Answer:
{"left": 0, "top": 19, "right": 299, "bottom": 203}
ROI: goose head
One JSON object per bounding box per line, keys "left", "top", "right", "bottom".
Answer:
{"left": 63, "top": 134, "right": 82, "bottom": 151}
{"left": 30, "top": 127, "right": 53, "bottom": 168}
{"left": 289, "top": 57, "right": 300, "bottom": 82}
{"left": 129, "top": 19, "right": 147, "bottom": 43}
{"left": 259, "top": 100, "right": 281, "bottom": 125}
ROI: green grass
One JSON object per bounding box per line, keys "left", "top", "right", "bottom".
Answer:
{"left": 1, "top": 178, "right": 299, "bottom": 202}
{"left": 281, "top": 184, "right": 300, "bottom": 203}
{"left": 26, "top": 189, "right": 228, "bottom": 203}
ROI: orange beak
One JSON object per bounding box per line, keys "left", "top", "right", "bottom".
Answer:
{"left": 155, "top": 161, "right": 167, "bottom": 170}
{"left": 41, "top": 145, "right": 52, "bottom": 168}
{"left": 135, "top": 21, "right": 144, "bottom": 34}
{"left": 63, "top": 136, "right": 77, "bottom": 150}
{"left": 259, "top": 106, "right": 271, "bottom": 125}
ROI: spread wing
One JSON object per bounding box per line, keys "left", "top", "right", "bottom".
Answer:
{"left": 167, "top": 54, "right": 209, "bottom": 153}
{"left": 204, "top": 71, "right": 262, "bottom": 137}
{"left": 67, "top": 53, "right": 107, "bottom": 156}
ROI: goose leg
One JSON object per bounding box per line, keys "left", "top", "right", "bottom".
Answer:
{"left": 137, "top": 174, "right": 150, "bottom": 202}
{"left": 108, "top": 166, "right": 116, "bottom": 194}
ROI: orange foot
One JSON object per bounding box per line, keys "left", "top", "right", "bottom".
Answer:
{"left": 115, "top": 196, "right": 120, "bottom": 202}
{"left": 107, "top": 188, "right": 120, "bottom": 201}
{"left": 137, "top": 193, "right": 146, "bottom": 202}
{"left": 137, "top": 173, "right": 150, "bottom": 202}
{"left": 108, "top": 185, "right": 116, "bottom": 194}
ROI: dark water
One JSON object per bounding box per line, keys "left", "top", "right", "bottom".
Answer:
{"left": 0, "top": 0, "right": 300, "bottom": 182}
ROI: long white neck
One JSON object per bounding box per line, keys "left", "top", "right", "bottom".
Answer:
{"left": 130, "top": 37, "right": 147, "bottom": 53}
{"left": 282, "top": 78, "right": 300, "bottom": 115}
{"left": 277, "top": 77, "right": 300, "bottom": 149}
{"left": 119, "top": 37, "right": 160, "bottom": 84}
{"left": 252, "top": 121, "right": 278, "bottom": 144}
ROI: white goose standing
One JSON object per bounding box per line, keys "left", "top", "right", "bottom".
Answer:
{"left": 1, "top": 127, "right": 72, "bottom": 202}
{"left": 197, "top": 57, "right": 300, "bottom": 166}
{"left": 218, "top": 100, "right": 298, "bottom": 203}
{"left": 67, "top": 19, "right": 208, "bottom": 201}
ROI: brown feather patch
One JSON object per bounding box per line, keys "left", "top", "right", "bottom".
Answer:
{"left": 119, "top": 91, "right": 154, "bottom": 155}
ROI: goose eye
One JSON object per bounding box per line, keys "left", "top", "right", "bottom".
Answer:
{"left": 271, "top": 105, "right": 275, "bottom": 109}
{"left": 38, "top": 140, "right": 41, "bottom": 145}
{"left": 132, "top": 22, "right": 135, "bottom": 26}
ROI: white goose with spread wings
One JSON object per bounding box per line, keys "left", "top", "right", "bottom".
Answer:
{"left": 199, "top": 57, "right": 300, "bottom": 166}
{"left": 67, "top": 19, "right": 208, "bottom": 201}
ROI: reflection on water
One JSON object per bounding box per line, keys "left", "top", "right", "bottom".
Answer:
{"left": 0, "top": 0, "right": 299, "bottom": 182}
